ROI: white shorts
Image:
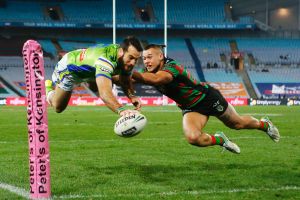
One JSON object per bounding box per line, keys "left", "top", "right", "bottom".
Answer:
{"left": 52, "top": 54, "right": 75, "bottom": 92}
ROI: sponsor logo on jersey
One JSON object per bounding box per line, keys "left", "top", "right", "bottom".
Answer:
{"left": 96, "top": 57, "right": 114, "bottom": 73}
{"left": 79, "top": 49, "right": 87, "bottom": 61}
{"left": 99, "top": 67, "right": 112, "bottom": 73}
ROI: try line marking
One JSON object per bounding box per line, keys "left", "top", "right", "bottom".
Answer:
{"left": 1, "top": 181, "right": 299, "bottom": 199}
{"left": 0, "top": 135, "right": 299, "bottom": 144}
{"left": 0, "top": 182, "right": 29, "bottom": 199}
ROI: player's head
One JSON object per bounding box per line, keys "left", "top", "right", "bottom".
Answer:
{"left": 119, "top": 36, "right": 143, "bottom": 71}
{"left": 143, "top": 44, "right": 165, "bottom": 73}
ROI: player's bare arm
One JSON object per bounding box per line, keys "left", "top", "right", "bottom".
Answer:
{"left": 132, "top": 71, "right": 173, "bottom": 86}
{"left": 96, "top": 75, "right": 123, "bottom": 113}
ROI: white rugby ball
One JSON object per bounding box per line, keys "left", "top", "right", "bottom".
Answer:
{"left": 114, "top": 113, "right": 147, "bottom": 137}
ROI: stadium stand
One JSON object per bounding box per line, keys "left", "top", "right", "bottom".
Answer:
{"left": 58, "top": 41, "right": 96, "bottom": 52}
{"left": 38, "top": 40, "right": 57, "bottom": 56}
{"left": 61, "top": 0, "right": 111, "bottom": 23}
{"left": 0, "top": 0, "right": 44, "bottom": 22}
{"left": 236, "top": 38, "right": 300, "bottom": 66}
{"left": 0, "top": 79, "right": 18, "bottom": 97}
{"left": 152, "top": 0, "right": 227, "bottom": 24}
{"left": 192, "top": 38, "right": 230, "bottom": 69}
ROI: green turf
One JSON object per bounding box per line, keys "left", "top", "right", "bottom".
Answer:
{"left": 0, "top": 106, "right": 299, "bottom": 200}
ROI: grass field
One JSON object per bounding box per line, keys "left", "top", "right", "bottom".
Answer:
{"left": 0, "top": 105, "right": 299, "bottom": 200}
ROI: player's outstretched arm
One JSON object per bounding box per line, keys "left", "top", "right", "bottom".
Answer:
{"left": 96, "top": 75, "right": 124, "bottom": 113}
{"left": 132, "top": 71, "right": 173, "bottom": 86}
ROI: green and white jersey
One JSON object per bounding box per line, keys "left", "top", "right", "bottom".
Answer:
{"left": 52, "top": 44, "right": 124, "bottom": 91}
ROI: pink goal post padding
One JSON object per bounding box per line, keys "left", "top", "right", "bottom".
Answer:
{"left": 22, "top": 40, "right": 51, "bottom": 199}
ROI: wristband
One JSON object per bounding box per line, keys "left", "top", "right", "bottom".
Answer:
{"left": 116, "top": 106, "right": 126, "bottom": 114}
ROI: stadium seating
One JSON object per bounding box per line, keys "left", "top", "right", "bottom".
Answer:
{"left": 203, "top": 68, "right": 243, "bottom": 83}
{"left": 0, "top": 80, "right": 18, "bottom": 97}
{"left": 192, "top": 38, "right": 230, "bottom": 68}
{"left": 38, "top": 40, "right": 57, "bottom": 56}
{"left": 0, "top": 56, "right": 55, "bottom": 96}
{"left": 0, "top": 1, "right": 45, "bottom": 22}
{"left": 61, "top": 0, "right": 111, "bottom": 23}
{"left": 236, "top": 38, "right": 300, "bottom": 65}
{"left": 0, "top": 0, "right": 255, "bottom": 27}
{"left": 58, "top": 41, "right": 96, "bottom": 52}
{"left": 151, "top": 0, "right": 226, "bottom": 24}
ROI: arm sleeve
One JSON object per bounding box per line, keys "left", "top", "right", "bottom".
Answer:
{"left": 95, "top": 57, "right": 115, "bottom": 79}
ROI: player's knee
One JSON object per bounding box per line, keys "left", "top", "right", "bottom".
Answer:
{"left": 53, "top": 105, "right": 66, "bottom": 113}
{"left": 185, "top": 131, "right": 201, "bottom": 145}
{"left": 52, "top": 101, "right": 67, "bottom": 113}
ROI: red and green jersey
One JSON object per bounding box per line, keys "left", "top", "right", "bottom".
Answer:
{"left": 150, "top": 58, "right": 208, "bottom": 109}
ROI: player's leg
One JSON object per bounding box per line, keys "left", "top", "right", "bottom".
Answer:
{"left": 218, "top": 103, "right": 260, "bottom": 129}
{"left": 46, "top": 54, "right": 73, "bottom": 113}
{"left": 218, "top": 103, "right": 280, "bottom": 142}
{"left": 182, "top": 112, "right": 210, "bottom": 146}
{"left": 182, "top": 112, "right": 240, "bottom": 153}
{"left": 46, "top": 84, "right": 72, "bottom": 113}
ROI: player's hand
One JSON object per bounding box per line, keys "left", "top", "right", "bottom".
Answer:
{"left": 130, "top": 96, "right": 142, "bottom": 111}
{"left": 119, "top": 109, "right": 140, "bottom": 117}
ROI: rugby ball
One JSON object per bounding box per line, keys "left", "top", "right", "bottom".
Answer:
{"left": 114, "top": 113, "right": 147, "bottom": 137}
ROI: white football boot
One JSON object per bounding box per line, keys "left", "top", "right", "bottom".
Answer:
{"left": 215, "top": 131, "right": 240, "bottom": 154}
{"left": 260, "top": 117, "right": 280, "bottom": 142}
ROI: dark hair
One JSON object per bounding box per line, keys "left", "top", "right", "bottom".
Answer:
{"left": 121, "top": 36, "right": 143, "bottom": 52}
{"left": 144, "top": 43, "right": 166, "bottom": 51}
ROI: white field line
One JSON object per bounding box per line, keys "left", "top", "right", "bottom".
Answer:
{"left": 0, "top": 135, "right": 300, "bottom": 144}
{"left": 0, "top": 182, "right": 29, "bottom": 199}
{"left": 242, "top": 113, "right": 283, "bottom": 116}
{"left": 55, "top": 185, "right": 300, "bottom": 199}
{"left": 0, "top": 113, "right": 284, "bottom": 127}
{"left": 1, "top": 181, "right": 299, "bottom": 200}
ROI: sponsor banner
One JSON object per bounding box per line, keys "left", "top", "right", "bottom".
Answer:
{"left": 5, "top": 97, "right": 299, "bottom": 106}
{"left": 0, "top": 98, "right": 6, "bottom": 105}
{"left": 256, "top": 83, "right": 300, "bottom": 98}
{"left": 68, "top": 97, "right": 176, "bottom": 106}
{"left": 6, "top": 97, "right": 27, "bottom": 106}
{"left": 0, "top": 21, "right": 256, "bottom": 30}
{"left": 287, "top": 99, "right": 300, "bottom": 106}
{"left": 68, "top": 97, "right": 248, "bottom": 106}
{"left": 249, "top": 99, "right": 285, "bottom": 106}
{"left": 226, "top": 98, "right": 248, "bottom": 106}
{"left": 209, "top": 82, "right": 249, "bottom": 98}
